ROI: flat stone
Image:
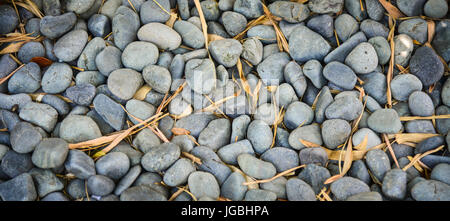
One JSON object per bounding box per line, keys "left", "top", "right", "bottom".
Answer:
{"left": 321, "top": 119, "right": 351, "bottom": 149}
{"left": 0, "top": 173, "right": 36, "bottom": 201}
{"left": 410, "top": 46, "right": 444, "bottom": 87}
{"left": 365, "top": 149, "right": 391, "bottom": 182}
{"left": 286, "top": 178, "right": 316, "bottom": 201}
{"left": 141, "top": 143, "right": 180, "bottom": 173}
{"left": 237, "top": 153, "right": 276, "bottom": 180}
{"left": 112, "top": 6, "right": 140, "bottom": 50}
{"left": 367, "top": 109, "right": 402, "bottom": 134}
{"left": 143, "top": 65, "right": 172, "bottom": 94}
{"left": 217, "top": 139, "right": 255, "bottom": 165}
{"left": 188, "top": 171, "right": 220, "bottom": 199}
{"left": 323, "top": 62, "right": 357, "bottom": 90}
{"left": 19, "top": 102, "right": 58, "bottom": 133}
{"left": 330, "top": 176, "right": 370, "bottom": 201}
{"left": 289, "top": 26, "right": 331, "bottom": 63}
{"left": 59, "top": 114, "right": 102, "bottom": 143}
{"left": 122, "top": 41, "right": 159, "bottom": 72}
{"left": 53, "top": 29, "right": 88, "bottom": 62}
{"left": 1, "top": 150, "right": 33, "bottom": 178}
{"left": 8, "top": 62, "right": 41, "bottom": 94}
{"left": 137, "top": 23, "right": 181, "bottom": 51}
{"left": 163, "top": 158, "right": 196, "bottom": 187}
{"left": 288, "top": 124, "right": 323, "bottom": 150}
{"left": 107, "top": 68, "right": 143, "bottom": 100}
{"left": 64, "top": 149, "right": 96, "bottom": 179}
{"left": 96, "top": 152, "right": 130, "bottom": 180}
{"left": 93, "top": 94, "right": 126, "bottom": 131}
{"left": 32, "top": 138, "right": 68, "bottom": 169}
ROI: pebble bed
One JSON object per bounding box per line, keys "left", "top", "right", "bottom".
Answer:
{"left": 0, "top": 0, "right": 449, "bottom": 201}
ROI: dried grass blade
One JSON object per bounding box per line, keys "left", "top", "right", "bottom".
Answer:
{"left": 234, "top": 15, "right": 266, "bottom": 40}
{"left": 0, "top": 64, "right": 24, "bottom": 85}
{"left": 261, "top": 3, "right": 289, "bottom": 52}
{"left": 181, "top": 152, "right": 202, "bottom": 165}
{"left": 399, "top": 115, "right": 450, "bottom": 121}
{"left": 402, "top": 145, "right": 444, "bottom": 171}
{"left": 384, "top": 133, "right": 400, "bottom": 168}
{"left": 171, "top": 127, "right": 190, "bottom": 135}
{"left": 353, "top": 134, "right": 368, "bottom": 151}
{"left": 193, "top": 0, "right": 209, "bottom": 50}
{"left": 426, "top": 20, "right": 435, "bottom": 44}
{"left": 68, "top": 133, "right": 122, "bottom": 149}
{"left": 243, "top": 165, "right": 306, "bottom": 186}
{"left": 0, "top": 41, "right": 26, "bottom": 54}
{"left": 208, "top": 34, "right": 225, "bottom": 42}
{"left": 133, "top": 85, "right": 152, "bottom": 100}
{"left": 394, "top": 133, "right": 439, "bottom": 144}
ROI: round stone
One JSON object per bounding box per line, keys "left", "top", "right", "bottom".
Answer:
{"left": 261, "top": 147, "right": 299, "bottom": 172}
{"left": 367, "top": 109, "right": 402, "bottom": 134}
{"left": 390, "top": 74, "right": 423, "bottom": 101}
{"left": 410, "top": 46, "right": 444, "bottom": 87}
{"left": 64, "top": 149, "right": 96, "bottom": 179}
{"left": 345, "top": 42, "right": 378, "bottom": 74}
{"left": 321, "top": 119, "right": 351, "bottom": 149}
{"left": 286, "top": 178, "right": 316, "bottom": 201}
{"left": 209, "top": 39, "right": 243, "bottom": 68}
{"left": 247, "top": 120, "right": 273, "bottom": 154}
{"left": 143, "top": 65, "right": 172, "bottom": 94}
{"left": 284, "top": 101, "right": 314, "bottom": 130}
{"left": 408, "top": 91, "right": 435, "bottom": 117}
{"left": 32, "top": 138, "right": 68, "bottom": 169}
{"left": 188, "top": 171, "right": 220, "bottom": 199}
{"left": 289, "top": 26, "right": 331, "bottom": 63}
{"left": 53, "top": 29, "right": 88, "bottom": 62}
{"left": 107, "top": 68, "right": 143, "bottom": 100}
{"left": 173, "top": 20, "right": 205, "bottom": 49}
{"left": 365, "top": 149, "right": 391, "bottom": 182}
{"left": 141, "top": 143, "right": 180, "bottom": 172}
{"left": 325, "top": 95, "right": 363, "bottom": 121}
{"left": 96, "top": 152, "right": 130, "bottom": 180}
{"left": 137, "top": 23, "right": 182, "bottom": 50}
{"left": 87, "top": 175, "right": 115, "bottom": 196}
{"left": 95, "top": 46, "right": 123, "bottom": 77}
{"left": 323, "top": 62, "right": 357, "bottom": 90}
{"left": 59, "top": 114, "right": 102, "bottom": 143}
{"left": 10, "top": 122, "right": 42, "bottom": 154}
{"left": 330, "top": 176, "right": 370, "bottom": 201}
{"left": 122, "top": 41, "right": 159, "bottom": 71}
{"left": 185, "top": 59, "right": 216, "bottom": 94}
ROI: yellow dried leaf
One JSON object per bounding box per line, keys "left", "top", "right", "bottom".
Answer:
{"left": 394, "top": 133, "right": 439, "bottom": 144}
{"left": 377, "top": 0, "right": 405, "bottom": 19}
{"left": 171, "top": 127, "right": 191, "bottom": 135}
{"left": 133, "top": 85, "right": 152, "bottom": 100}
{"left": 354, "top": 134, "right": 368, "bottom": 151}
{"left": 193, "top": 0, "right": 209, "bottom": 50}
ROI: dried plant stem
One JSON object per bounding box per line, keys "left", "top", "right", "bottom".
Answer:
{"left": 402, "top": 145, "right": 444, "bottom": 171}
{"left": 243, "top": 165, "right": 306, "bottom": 186}
{"left": 0, "top": 64, "right": 24, "bottom": 85}
{"left": 384, "top": 133, "right": 400, "bottom": 168}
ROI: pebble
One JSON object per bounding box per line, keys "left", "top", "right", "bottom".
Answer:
{"left": 398, "top": 18, "right": 428, "bottom": 44}
{"left": 394, "top": 34, "right": 414, "bottom": 67}
{"left": 314, "top": 87, "right": 333, "bottom": 124}
{"left": 241, "top": 37, "right": 263, "bottom": 66}
{"left": 41, "top": 192, "right": 69, "bottom": 201}
{"left": 349, "top": 160, "right": 371, "bottom": 185}
{"left": 138, "top": 23, "right": 182, "bottom": 51}
{"left": 244, "top": 189, "right": 277, "bottom": 201}
{"left": 415, "top": 136, "right": 445, "bottom": 155}
{"left": 345, "top": 42, "right": 378, "bottom": 74}
{"left": 298, "top": 164, "right": 331, "bottom": 193}
{"left": 114, "top": 165, "right": 142, "bottom": 195}
{"left": 335, "top": 14, "right": 359, "bottom": 42}
{"left": 120, "top": 185, "right": 167, "bottom": 201}
{"left": 86, "top": 14, "right": 110, "bottom": 38}
{"left": 197, "top": 159, "right": 232, "bottom": 185}
{"left": 436, "top": 106, "right": 450, "bottom": 134}
{"left": 257, "top": 52, "right": 290, "bottom": 86}
{"left": 368, "top": 36, "right": 391, "bottom": 65}
{"left": 96, "top": 152, "right": 130, "bottom": 180}
{"left": 53, "top": 29, "right": 88, "bottom": 62}
{"left": 406, "top": 119, "right": 436, "bottom": 134}
{"left": 360, "top": 19, "right": 389, "bottom": 39}
{"left": 421, "top": 155, "right": 450, "bottom": 169}
{"left": 308, "top": 0, "right": 344, "bottom": 14}
{"left": 95, "top": 46, "right": 123, "bottom": 77}
{"left": 411, "top": 180, "right": 450, "bottom": 201}
{"left": 64, "top": 149, "right": 96, "bottom": 179}
{"left": 410, "top": 46, "right": 444, "bottom": 87}
{"left": 365, "top": 149, "right": 391, "bottom": 182}
{"left": 390, "top": 74, "right": 423, "bottom": 102}
{"left": 221, "top": 11, "right": 247, "bottom": 37}
{"left": 217, "top": 139, "right": 255, "bottom": 165}
{"left": 230, "top": 115, "right": 251, "bottom": 143}
{"left": 0, "top": 5, "right": 19, "bottom": 34}
{"left": 361, "top": 72, "right": 387, "bottom": 105}
{"left": 345, "top": 0, "right": 367, "bottom": 21}
{"left": 132, "top": 128, "right": 161, "bottom": 153}
{"left": 237, "top": 153, "right": 276, "bottom": 180}
{"left": 430, "top": 163, "right": 450, "bottom": 185}
{"left": 323, "top": 62, "right": 357, "bottom": 90}
{"left": 1, "top": 150, "right": 33, "bottom": 178}
{"left": 111, "top": 142, "right": 142, "bottom": 166}
{"left": 408, "top": 91, "right": 435, "bottom": 117}
{"left": 122, "top": 41, "right": 159, "bottom": 72}
{"left": 93, "top": 94, "right": 126, "bottom": 131}
{"left": 59, "top": 114, "right": 102, "bottom": 143}
{"left": 18, "top": 42, "right": 45, "bottom": 64}
{"left": 298, "top": 147, "right": 328, "bottom": 166}
{"left": 19, "top": 102, "right": 58, "bottom": 133}
{"left": 324, "top": 32, "right": 367, "bottom": 63}
{"left": 10, "top": 122, "right": 42, "bottom": 154}
{"left": 283, "top": 101, "right": 313, "bottom": 130}
{"left": 321, "top": 119, "right": 351, "bottom": 149}
{"left": 247, "top": 120, "right": 273, "bottom": 154}
{"left": 367, "top": 109, "right": 402, "bottom": 134}
{"left": 141, "top": 143, "right": 180, "bottom": 173}
{"left": 112, "top": 6, "right": 140, "bottom": 50}
{"left": 289, "top": 25, "right": 331, "bottom": 63}
{"left": 233, "top": 0, "right": 263, "bottom": 19}
{"left": 443, "top": 78, "right": 450, "bottom": 107}
{"left": 325, "top": 95, "right": 363, "bottom": 121}
{"left": 288, "top": 124, "right": 323, "bottom": 150}
{"left": 432, "top": 20, "right": 450, "bottom": 62}
{"left": 0, "top": 173, "right": 36, "bottom": 201}
{"left": 330, "top": 176, "right": 370, "bottom": 201}
{"left": 303, "top": 60, "right": 326, "bottom": 89}
{"left": 352, "top": 128, "right": 381, "bottom": 149}
{"left": 163, "top": 158, "right": 196, "bottom": 187}
{"left": 143, "top": 65, "right": 172, "bottom": 94}
{"left": 8, "top": 62, "right": 41, "bottom": 94}
{"left": 286, "top": 178, "right": 316, "bottom": 201}
{"left": 185, "top": 59, "right": 216, "bottom": 95}
{"left": 261, "top": 147, "right": 299, "bottom": 172}
{"left": 65, "top": 84, "right": 96, "bottom": 106}
{"left": 198, "top": 118, "right": 231, "bottom": 151}
{"left": 107, "top": 68, "right": 143, "bottom": 100}
{"left": 260, "top": 177, "right": 287, "bottom": 199}
{"left": 424, "top": 0, "right": 449, "bottom": 18}
{"left": 268, "top": 1, "right": 310, "bottom": 23}
{"left": 174, "top": 112, "right": 217, "bottom": 138}
{"left": 87, "top": 175, "right": 115, "bottom": 196}
{"left": 125, "top": 99, "right": 155, "bottom": 124}
{"left": 382, "top": 169, "right": 407, "bottom": 200}
{"left": 173, "top": 20, "right": 205, "bottom": 49}
{"left": 220, "top": 172, "right": 247, "bottom": 201}
{"left": 247, "top": 25, "right": 277, "bottom": 44}
{"left": 41, "top": 62, "right": 73, "bottom": 94}
{"left": 75, "top": 71, "right": 106, "bottom": 87}
{"left": 32, "top": 138, "right": 68, "bottom": 169}
{"left": 346, "top": 191, "right": 382, "bottom": 201}
{"left": 306, "top": 14, "right": 334, "bottom": 39}
{"left": 209, "top": 39, "right": 243, "bottom": 68}
{"left": 188, "top": 171, "right": 220, "bottom": 199}
{"left": 140, "top": 0, "right": 170, "bottom": 24}
{"left": 100, "top": 0, "right": 122, "bottom": 20}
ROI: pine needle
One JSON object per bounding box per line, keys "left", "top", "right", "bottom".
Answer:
{"left": 384, "top": 133, "right": 400, "bottom": 168}
{"left": 399, "top": 115, "right": 450, "bottom": 121}
{"left": 261, "top": 3, "right": 289, "bottom": 53}
{"left": 171, "top": 127, "right": 190, "bottom": 135}
{"left": 181, "top": 152, "right": 202, "bottom": 165}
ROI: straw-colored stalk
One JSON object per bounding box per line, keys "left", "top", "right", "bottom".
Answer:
{"left": 402, "top": 145, "right": 444, "bottom": 171}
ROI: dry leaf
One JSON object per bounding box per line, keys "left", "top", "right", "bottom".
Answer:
{"left": 0, "top": 41, "right": 26, "bottom": 54}
{"left": 402, "top": 145, "right": 444, "bottom": 171}
{"left": 208, "top": 34, "right": 225, "bottom": 42}
{"left": 243, "top": 165, "right": 306, "bottom": 186}
{"left": 353, "top": 134, "right": 368, "bottom": 151}
{"left": 377, "top": 0, "right": 405, "bottom": 19}
{"left": 427, "top": 20, "right": 435, "bottom": 44}
{"left": 394, "top": 133, "right": 439, "bottom": 144}
{"left": 30, "top": 56, "right": 53, "bottom": 68}
{"left": 133, "top": 85, "right": 152, "bottom": 100}
{"left": 0, "top": 64, "right": 24, "bottom": 85}
{"left": 171, "top": 127, "right": 191, "bottom": 135}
